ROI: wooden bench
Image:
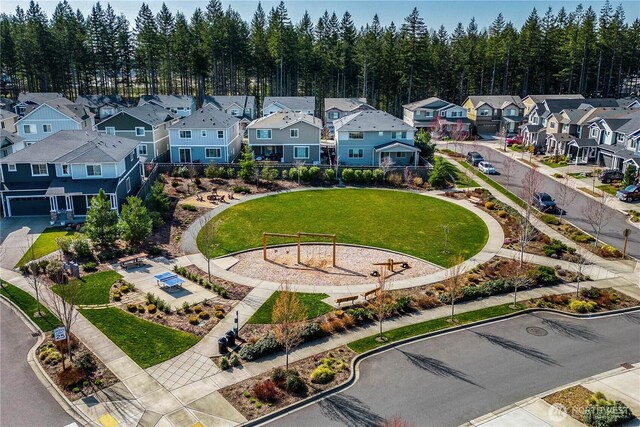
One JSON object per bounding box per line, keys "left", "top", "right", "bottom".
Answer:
{"left": 360, "top": 288, "right": 380, "bottom": 300}
{"left": 468, "top": 196, "right": 483, "bottom": 205}
{"left": 118, "top": 252, "right": 148, "bottom": 270}
{"left": 335, "top": 295, "right": 358, "bottom": 307}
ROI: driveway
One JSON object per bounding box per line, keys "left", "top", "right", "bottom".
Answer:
{"left": 266, "top": 311, "right": 640, "bottom": 426}
{"left": 0, "top": 303, "right": 77, "bottom": 427}
{"left": 0, "top": 217, "right": 50, "bottom": 268}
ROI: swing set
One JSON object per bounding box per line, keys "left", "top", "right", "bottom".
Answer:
{"left": 262, "top": 232, "right": 337, "bottom": 267}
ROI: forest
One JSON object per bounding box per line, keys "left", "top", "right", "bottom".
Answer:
{"left": 1, "top": 0, "right": 639, "bottom": 116}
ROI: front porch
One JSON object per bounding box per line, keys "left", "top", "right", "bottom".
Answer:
{"left": 375, "top": 141, "right": 421, "bottom": 166}
{"left": 567, "top": 139, "right": 598, "bottom": 165}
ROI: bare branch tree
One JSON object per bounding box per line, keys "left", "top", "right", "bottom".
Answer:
{"left": 502, "top": 157, "right": 516, "bottom": 191}
{"left": 498, "top": 126, "right": 508, "bottom": 151}
{"left": 570, "top": 246, "right": 590, "bottom": 297}
{"left": 445, "top": 254, "right": 467, "bottom": 322}
{"left": 508, "top": 256, "right": 534, "bottom": 308}
{"left": 379, "top": 156, "right": 395, "bottom": 182}
{"left": 517, "top": 168, "right": 542, "bottom": 265}
{"left": 582, "top": 192, "right": 613, "bottom": 247}
{"left": 45, "top": 282, "right": 80, "bottom": 363}
{"left": 450, "top": 119, "right": 469, "bottom": 142}
{"left": 27, "top": 261, "right": 45, "bottom": 317}
{"left": 198, "top": 216, "right": 218, "bottom": 282}
{"left": 440, "top": 224, "right": 451, "bottom": 254}
{"left": 371, "top": 268, "right": 390, "bottom": 340}
{"left": 555, "top": 175, "right": 578, "bottom": 223}
{"left": 272, "top": 282, "right": 308, "bottom": 370}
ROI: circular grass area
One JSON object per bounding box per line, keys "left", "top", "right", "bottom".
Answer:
{"left": 197, "top": 189, "right": 489, "bottom": 267}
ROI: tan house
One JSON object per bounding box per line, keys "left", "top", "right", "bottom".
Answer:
{"left": 0, "top": 110, "right": 18, "bottom": 133}
{"left": 462, "top": 95, "right": 524, "bottom": 134}
{"left": 522, "top": 94, "right": 584, "bottom": 116}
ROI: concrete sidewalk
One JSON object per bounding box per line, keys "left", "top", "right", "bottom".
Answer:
{"left": 465, "top": 362, "right": 640, "bottom": 427}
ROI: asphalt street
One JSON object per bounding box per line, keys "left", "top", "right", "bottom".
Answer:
{"left": 462, "top": 145, "right": 640, "bottom": 260}
{"left": 266, "top": 311, "right": 640, "bottom": 427}
{"left": 0, "top": 303, "right": 76, "bottom": 427}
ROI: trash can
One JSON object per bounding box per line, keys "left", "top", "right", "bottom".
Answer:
{"left": 218, "top": 336, "right": 228, "bottom": 354}
{"left": 225, "top": 330, "right": 236, "bottom": 347}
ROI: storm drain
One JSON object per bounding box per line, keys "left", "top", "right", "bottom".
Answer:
{"left": 526, "top": 326, "right": 549, "bottom": 336}
{"left": 621, "top": 363, "right": 634, "bottom": 369}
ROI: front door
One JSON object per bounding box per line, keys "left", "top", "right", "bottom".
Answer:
{"left": 179, "top": 148, "right": 191, "bottom": 163}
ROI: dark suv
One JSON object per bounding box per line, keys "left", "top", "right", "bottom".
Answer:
{"left": 616, "top": 185, "right": 640, "bottom": 202}
{"left": 531, "top": 192, "right": 557, "bottom": 212}
{"left": 466, "top": 151, "right": 484, "bottom": 166}
{"left": 598, "top": 169, "right": 624, "bottom": 183}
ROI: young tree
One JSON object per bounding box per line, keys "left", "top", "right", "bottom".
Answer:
{"left": 45, "top": 281, "right": 80, "bottom": 363}
{"left": 498, "top": 126, "right": 508, "bottom": 151}
{"left": 84, "top": 189, "right": 119, "bottom": 248}
{"left": 239, "top": 145, "right": 257, "bottom": 183}
{"left": 272, "top": 283, "right": 308, "bottom": 370}
{"left": 118, "top": 196, "right": 152, "bottom": 247}
{"left": 508, "top": 256, "right": 533, "bottom": 308}
{"left": 501, "top": 156, "right": 516, "bottom": 191}
{"left": 146, "top": 182, "right": 170, "bottom": 212}
{"left": 26, "top": 258, "right": 44, "bottom": 317}
{"left": 379, "top": 156, "right": 395, "bottom": 181}
{"left": 570, "top": 246, "right": 590, "bottom": 296}
{"left": 198, "top": 217, "right": 217, "bottom": 282}
{"left": 622, "top": 164, "right": 638, "bottom": 187}
{"left": 582, "top": 192, "right": 612, "bottom": 247}
{"left": 517, "top": 168, "right": 542, "bottom": 265}
{"left": 428, "top": 156, "right": 458, "bottom": 189}
{"left": 555, "top": 175, "right": 578, "bottom": 222}
{"left": 445, "top": 254, "right": 466, "bottom": 322}
{"left": 372, "top": 268, "right": 390, "bottom": 340}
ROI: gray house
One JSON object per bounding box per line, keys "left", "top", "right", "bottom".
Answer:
{"left": 324, "top": 98, "right": 374, "bottom": 132}
{"left": 16, "top": 98, "right": 93, "bottom": 146}
{"left": 76, "top": 94, "right": 130, "bottom": 121}
{"left": 0, "top": 130, "right": 141, "bottom": 219}
{"left": 334, "top": 110, "right": 419, "bottom": 167}
{"left": 96, "top": 104, "right": 177, "bottom": 162}
{"left": 203, "top": 95, "right": 256, "bottom": 131}
{"left": 14, "top": 92, "right": 66, "bottom": 116}
{"left": 402, "top": 97, "right": 469, "bottom": 132}
{"left": 262, "top": 97, "right": 316, "bottom": 117}
{"left": 138, "top": 94, "right": 196, "bottom": 117}
{"left": 0, "top": 130, "right": 25, "bottom": 158}
{"left": 246, "top": 112, "right": 322, "bottom": 163}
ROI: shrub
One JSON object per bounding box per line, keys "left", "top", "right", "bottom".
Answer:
{"left": 83, "top": 262, "right": 97, "bottom": 272}
{"left": 147, "top": 304, "right": 157, "bottom": 314}
{"left": 112, "top": 292, "right": 121, "bottom": 301}
{"left": 583, "top": 400, "right": 633, "bottom": 427}
{"left": 571, "top": 232, "right": 595, "bottom": 244}
{"left": 261, "top": 166, "right": 279, "bottom": 182}
{"left": 281, "top": 169, "right": 289, "bottom": 180}
{"left": 298, "top": 166, "right": 309, "bottom": 182}
{"left": 308, "top": 166, "right": 322, "bottom": 181}
{"left": 188, "top": 316, "right": 199, "bottom": 325}
{"left": 599, "top": 245, "right": 622, "bottom": 258}
{"left": 543, "top": 239, "right": 568, "bottom": 258}
{"left": 56, "top": 237, "right": 73, "bottom": 254}
{"left": 580, "top": 287, "right": 601, "bottom": 299}
{"left": 484, "top": 201, "right": 495, "bottom": 210}
{"left": 284, "top": 370, "right": 307, "bottom": 394}
{"left": 218, "top": 356, "right": 230, "bottom": 370}
{"left": 393, "top": 296, "right": 412, "bottom": 313}
{"left": 415, "top": 295, "right": 441, "bottom": 309}
{"left": 324, "top": 169, "right": 335, "bottom": 181}
{"left": 120, "top": 284, "right": 129, "bottom": 293}
{"left": 136, "top": 305, "right": 145, "bottom": 313}
{"left": 362, "top": 169, "right": 373, "bottom": 183}
{"left": 341, "top": 314, "right": 355, "bottom": 328}
{"left": 540, "top": 214, "right": 561, "bottom": 225}
{"left": 341, "top": 168, "right": 354, "bottom": 183}
{"left": 127, "top": 304, "right": 137, "bottom": 312}
{"left": 569, "top": 299, "right": 597, "bottom": 313}
{"left": 57, "top": 367, "right": 86, "bottom": 389}
{"left": 288, "top": 167, "right": 299, "bottom": 181}
{"left": 193, "top": 305, "right": 202, "bottom": 313}
{"left": 412, "top": 177, "right": 424, "bottom": 187}
{"left": 330, "top": 317, "right": 345, "bottom": 332}
{"left": 198, "top": 311, "right": 210, "bottom": 320}
{"left": 497, "top": 210, "right": 508, "bottom": 218}
{"left": 181, "top": 204, "right": 197, "bottom": 212}
{"left": 310, "top": 365, "right": 335, "bottom": 384}
{"left": 353, "top": 169, "right": 363, "bottom": 183}
{"left": 301, "top": 322, "right": 324, "bottom": 341}
{"left": 238, "top": 333, "right": 280, "bottom": 361}
{"left": 372, "top": 169, "right": 384, "bottom": 182}
{"left": 229, "top": 353, "right": 240, "bottom": 366}
{"left": 75, "top": 353, "right": 97, "bottom": 371}
{"left": 534, "top": 266, "right": 560, "bottom": 286}
{"left": 387, "top": 173, "right": 403, "bottom": 186}
{"left": 319, "top": 321, "right": 334, "bottom": 335}
{"left": 252, "top": 379, "right": 278, "bottom": 402}
{"left": 232, "top": 185, "right": 251, "bottom": 194}
{"left": 46, "top": 260, "right": 66, "bottom": 283}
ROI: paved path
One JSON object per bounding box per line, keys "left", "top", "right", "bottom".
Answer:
{"left": 0, "top": 216, "right": 49, "bottom": 268}
{"left": 265, "top": 310, "right": 640, "bottom": 427}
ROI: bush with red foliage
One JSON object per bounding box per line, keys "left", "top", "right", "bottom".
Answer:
{"left": 57, "top": 367, "right": 86, "bottom": 389}
{"left": 252, "top": 378, "right": 278, "bottom": 402}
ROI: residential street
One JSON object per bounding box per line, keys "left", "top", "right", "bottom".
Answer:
{"left": 265, "top": 311, "right": 640, "bottom": 427}
{"left": 459, "top": 144, "right": 640, "bottom": 260}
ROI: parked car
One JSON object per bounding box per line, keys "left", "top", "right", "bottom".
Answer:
{"left": 466, "top": 151, "right": 484, "bottom": 166}
{"left": 478, "top": 161, "right": 497, "bottom": 174}
{"left": 505, "top": 134, "right": 523, "bottom": 146}
{"left": 531, "top": 192, "right": 557, "bottom": 212}
{"left": 616, "top": 184, "right": 640, "bottom": 202}
{"left": 598, "top": 169, "right": 624, "bottom": 183}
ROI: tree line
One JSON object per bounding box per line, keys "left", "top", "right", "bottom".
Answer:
{"left": 1, "top": 0, "right": 639, "bottom": 116}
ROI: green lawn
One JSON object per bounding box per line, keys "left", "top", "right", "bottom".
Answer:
{"left": 348, "top": 303, "right": 523, "bottom": 353}
{"left": 0, "top": 280, "right": 60, "bottom": 331}
{"left": 596, "top": 184, "right": 619, "bottom": 196}
{"left": 248, "top": 292, "right": 333, "bottom": 324}
{"left": 540, "top": 160, "right": 568, "bottom": 169}
{"left": 80, "top": 308, "right": 200, "bottom": 368}
{"left": 198, "top": 189, "right": 488, "bottom": 267}
{"left": 53, "top": 270, "right": 122, "bottom": 305}
{"left": 459, "top": 161, "right": 527, "bottom": 208}
{"left": 15, "top": 227, "right": 78, "bottom": 268}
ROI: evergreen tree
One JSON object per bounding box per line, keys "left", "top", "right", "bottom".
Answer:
{"left": 118, "top": 196, "right": 152, "bottom": 247}
{"left": 85, "top": 189, "right": 119, "bottom": 248}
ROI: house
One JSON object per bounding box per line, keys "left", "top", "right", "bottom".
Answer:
{"left": 588, "top": 114, "right": 640, "bottom": 171}
{"left": 522, "top": 94, "right": 584, "bottom": 116}
{"left": 16, "top": 98, "right": 93, "bottom": 146}
{"left": 334, "top": 110, "right": 419, "bottom": 167}
{"left": 138, "top": 94, "right": 196, "bottom": 117}
{"left": 246, "top": 112, "right": 322, "bottom": 163}
{"left": 402, "top": 97, "right": 470, "bottom": 132}
{"left": 14, "top": 92, "right": 66, "bottom": 116}
{"left": 462, "top": 95, "right": 524, "bottom": 134}
{"left": 0, "top": 130, "right": 141, "bottom": 219}
{"left": 262, "top": 97, "right": 316, "bottom": 117}
{"left": 324, "top": 98, "right": 374, "bottom": 132}
{"left": 96, "top": 104, "right": 177, "bottom": 162}
{"left": 0, "top": 130, "right": 25, "bottom": 158}
{"left": 203, "top": 95, "right": 256, "bottom": 132}
{"left": 0, "top": 110, "right": 18, "bottom": 133}
{"left": 168, "top": 104, "right": 242, "bottom": 163}
{"left": 76, "top": 94, "right": 130, "bottom": 121}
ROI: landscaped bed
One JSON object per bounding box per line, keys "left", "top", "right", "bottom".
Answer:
{"left": 526, "top": 287, "right": 638, "bottom": 313}
{"left": 15, "top": 227, "right": 78, "bottom": 267}
{"left": 0, "top": 279, "right": 59, "bottom": 331}
{"left": 544, "top": 386, "right": 635, "bottom": 426}
{"left": 248, "top": 291, "right": 332, "bottom": 324}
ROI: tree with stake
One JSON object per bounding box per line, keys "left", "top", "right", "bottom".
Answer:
{"left": 582, "top": 192, "right": 612, "bottom": 248}
{"left": 84, "top": 189, "right": 119, "bottom": 248}
{"left": 440, "top": 224, "right": 450, "bottom": 253}
{"left": 45, "top": 281, "right": 80, "bottom": 363}
{"left": 445, "top": 254, "right": 466, "bottom": 322}
{"left": 502, "top": 156, "right": 516, "bottom": 191}
{"left": 272, "top": 283, "right": 307, "bottom": 370}
{"left": 499, "top": 126, "right": 508, "bottom": 151}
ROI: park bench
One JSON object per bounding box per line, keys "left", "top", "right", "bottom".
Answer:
{"left": 118, "top": 252, "right": 147, "bottom": 270}
{"left": 335, "top": 295, "right": 358, "bottom": 307}
{"left": 361, "top": 288, "right": 380, "bottom": 300}
{"left": 468, "top": 195, "right": 483, "bottom": 205}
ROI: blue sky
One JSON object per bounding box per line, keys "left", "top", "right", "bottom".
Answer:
{"left": 2, "top": 1, "right": 638, "bottom": 31}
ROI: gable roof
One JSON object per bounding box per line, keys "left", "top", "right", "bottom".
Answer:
{"left": 138, "top": 94, "right": 195, "bottom": 109}
{"left": 333, "top": 110, "right": 415, "bottom": 132}
{"left": 75, "top": 94, "right": 129, "bottom": 109}
{"left": 324, "top": 98, "right": 371, "bottom": 112}
{"left": 17, "top": 92, "right": 66, "bottom": 105}
{"left": 171, "top": 104, "right": 239, "bottom": 130}
{"left": 403, "top": 97, "right": 457, "bottom": 111}
{"left": 25, "top": 99, "right": 91, "bottom": 123}
{"left": 0, "top": 130, "right": 138, "bottom": 164}
{"left": 106, "top": 104, "right": 177, "bottom": 127}
{"left": 203, "top": 95, "right": 256, "bottom": 112}
{"left": 0, "top": 129, "right": 24, "bottom": 148}
{"left": 247, "top": 111, "right": 321, "bottom": 130}
{"left": 524, "top": 94, "right": 584, "bottom": 104}
{"left": 466, "top": 95, "right": 524, "bottom": 110}
{"left": 600, "top": 114, "right": 640, "bottom": 134}
{"left": 0, "top": 110, "right": 17, "bottom": 121}
{"left": 576, "top": 107, "right": 633, "bottom": 125}
{"left": 263, "top": 97, "right": 315, "bottom": 112}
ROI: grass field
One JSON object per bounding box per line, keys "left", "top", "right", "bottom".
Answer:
{"left": 52, "top": 270, "right": 122, "bottom": 305}
{"left": 0, "top": 280, "right": 60, "bottom": 331}
{"left": 80, "top": 308, "right": 200, "bottom": 368}
{"left": 15, "top": 227, "right": 78, "bottom": 267}
{"left": 248, "top": 292, "right": 333, "bottom": 324}
{"left": 198, "top": 189, "right": 488, "bottom": 267}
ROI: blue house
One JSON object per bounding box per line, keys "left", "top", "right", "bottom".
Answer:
{"left": 14, "top": 92, "right": 66, "bottom": 116}
{"left": 168, "top": 104, "right": 242, "bottom": 163}
{"left": 138, "top": 94, "right": 196, "bottom": 117}
{"left": 16, "top": 98, "right": 93, "bottom": 147}
{"left": 334, "top": 110, "right": 419, "bottom": 166}
{"left": 0, "top": 130, "right": 141, "bottom": 220}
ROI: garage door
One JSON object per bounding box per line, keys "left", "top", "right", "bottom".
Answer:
{"left": 8, "top": 197, "right": 50, "bottom": 216}
{"left": 599, "top": 152, "right": 613, "bottom": 168}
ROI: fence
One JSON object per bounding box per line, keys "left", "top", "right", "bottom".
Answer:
{"left": 135, "top": 163, "right": 160, "bottom": 201}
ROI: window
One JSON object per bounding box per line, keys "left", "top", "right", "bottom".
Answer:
{"left": 126, "top": 177, "right": 131, "bottom": 193}
{"left": 102, "top": 107, "right": 113, "bottom": 116}
{"left": 23, "top": 124, "right": 36, "bottom": 134}
{"left": 42, "top": 124, "right": 52, "bottom": 133}
{"left": 138, "top": 144, "right": 148, "bottom": 156}
{"left": 256, "top": 129, "right": 272, "bottom": 139}
{"left": 86, "top": 164, "right": 102, "bottom": 176}
{"left": 348, "top": 131, "right": 364, "bottom": 140}
{"left": 479, "top": 109, "right": 490, "bottom": 116}
{"left": 397, "top": 152, "right": 407, "bottom": 158}
{"left": 348, "top": 148, "right": 364, "bottom": 158}
{"left": 61, "top": 164, "right": 70, "bottom": 175}
{"left": 293, "top": 146, "right": 309, "bottom": 159}
{"left": 205, "top": 148, "right": 221, "bottom": 158}
{"left": 230, "top": 109, "right": 240, "bottom": 116}
{"left": 201, "top": 130, "right": 207, "bottom": 137}
{"left": 105, "top": 127, "right": 116, "bottom": 135}
{"left": 616, "top": 133, "right": 625, "bottom": 143}
{"left": 550, "top": 122, "right": 556, "bottom": 129}
{"left": 135, "top": 127, "right": 145, "bottom": 136}
{"left": 392, "top": 131, "right": 407, "bottom": 139}
{"left": 440, "top": 111, "right": 446, "bottom": 117}
{"left": 378, "top": 131, "right": 384, "bottom": 136}
{"left": 424, "top": 111, "right": 432, "bottom": 117}
{"left": 329, "top": 112, "right": 340, "bottom": 119}
{"left": 179, "top": 130, "right": 192, "bottom": 139}
{"left": 290, "top": 129, "right": 299, "bottom": 138}
{"left": 590, "top": 128, "right": 599, "bottom": 138}
{"left": 217, "top": 130, "right": 224, "bottom": 139}
{"left": 507, "top": 108, "right": 516, "bottom": 116}
{"left": 31, "top": 163, "right": 48, "bottom": 176}
{"left": 8, "top": 163, "right": 16, "bottom": 172}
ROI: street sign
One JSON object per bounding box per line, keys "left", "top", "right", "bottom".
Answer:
{"left": 53, "top": 327, "right": 67, "bottom": 341}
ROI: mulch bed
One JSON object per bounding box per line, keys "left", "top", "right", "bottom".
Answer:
{"left": 219, "top": 346, "right": 356, "bottom": 420}
{"left": 543, "top": 385, "right": 593, "bottom": 423}
{"left": 525, "top": 288, "right": 639, "bottom": 313}
{"left": 184, "top": 264, "right": 252, "bottom": 301}
{"left": 37, "top": 333, "right": 118, "bottom": 401}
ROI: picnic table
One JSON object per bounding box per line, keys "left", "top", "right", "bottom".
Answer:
{"left": 117, "top": 252, "right": 147, "bottom": 270}
{"left": 154, "top": 272, "right": 184, "bottom": 291}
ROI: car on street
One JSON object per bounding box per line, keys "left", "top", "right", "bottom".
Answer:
{"left": 478, "top": 161, "right": 497, "bottom": 174}
{"left": 505, "top": 134, "right": 523, "bottom": 146}
{"left": 466, "top": 151, "right": 484, "bottom": 166}
{"left": 598, "top": 169, "right": 624, "bottom": 183}
{"left": 616, "top": 184, "right": 640, "bottom": 202}
{"left": 531, "top": 192, "right": 557, "bottom": 212}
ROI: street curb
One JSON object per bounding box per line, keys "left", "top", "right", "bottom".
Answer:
{"left": 0, "top": 295, "right": 96, "bottom": 426}
{"left": 242, "top": 305, "right": 640, "bottom": 426}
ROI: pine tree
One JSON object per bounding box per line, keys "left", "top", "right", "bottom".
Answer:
{"left": 85, "top": 189, "right": 119, "bottom": 248}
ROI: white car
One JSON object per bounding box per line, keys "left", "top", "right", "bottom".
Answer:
{"left": 478, "top": 161, "right": 497, "bottom": 174}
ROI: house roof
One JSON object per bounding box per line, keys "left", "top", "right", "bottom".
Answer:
{"left": 0, "top": 130, "right": 139, "bottom": 164}
{"left": 611, "top": 149, "right": 640, "bottom": 161}
{"left": 0, "top": 110, "right": 17, "bottom": 121}
{"left": 113, "top": 104, "right": 177, "bottom": 127}
{"left": 559, "top": 108, "right": 591, "bottom": 124}
{"left": 524, "top": 94, "right": 584, "bottom": 104}
{"left": 203, "top": 95, "right": 256, "bottom": 113}
{"left": 522, "top": 124, "right": 544, "bottom": 132}
{"left": 17, "top": 92, "right": 66, "bottom": 105}
{"left": 325, "top": 98, "right": 371, "bottom": 112}
{"left": 575, "top": 107, "right": 632, "bottom": 125}
{"left": 247, "top": 111, "right": 322, "bottom": 129}
{"left": 46, "top": 178, "right": 117, "bottom": 196}
{"left": 75, "top": 94, "right": 129, "bottom": 109}
{"left": 403, "top": 97, "right": 456, "bottom": 111}
{"left": 568, "top": 138, "right": 599, "bottom": 148}
{"left": 138, "top": 94, "right": 195, "bottom": 109}
{"left": 263, "top": 97, "right": 315, "bottom": 112}
{"left": 374, "top": 141, "right": 421, "bottom": 152}
{"left": 35, "top": 99, "right": 91, "bottom": 123}
{"left": 0, "top": 129, "right": 24, "bottom": 148}
{"left": 467, "top": 95, "right": 524, "bottom": 110}
{"left": 333, "top": 110, "right": 415, "bottom": 132}
{"left": 547, "top": 133, "right": 575, "bottom": 143}
{"left": 171, "top": 104, "right": 239, "bottom": 130}
{"left": 614, "top": 115, "right": 640, "bottom": 134}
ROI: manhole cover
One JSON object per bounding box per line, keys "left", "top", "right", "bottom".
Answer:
{"left": 526, "top": 326, "right": 548, "bottom": 336}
